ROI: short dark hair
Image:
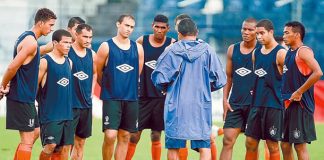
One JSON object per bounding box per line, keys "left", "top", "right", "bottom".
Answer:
{"left": 76, "top": 23, "right": 93, "bottom": 34}
{"left": 285, "top": 21, "right": 305, "bottom": 41}
{"left": 174, "top": 14, "right": 191, "bottom": 25}
{"left": 244, "top": 17, "right": 257, "bottom": 24}
{"left": 68, "top": 17, "right": 85, "bottom": 28}
{"left": 256, "top": 19, "right": 274, "bottom": 31}
{"left": 52, "top": 29, "right": 72, "bottom": 42}
{"left": 178, "top": 18, "right": 198, "bottom": 36}
{"left": 34, "top": 8, "right": 57, "bottom": 24}
{"left": 153, "top": 14, "right": 168, "bottom": 24}
{"left": 117, "top": 14, "right": 135, "bottom": 23}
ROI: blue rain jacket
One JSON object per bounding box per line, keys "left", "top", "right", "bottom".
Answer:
{"left": 151, "top": 40, "right": 226, "bottom": 140}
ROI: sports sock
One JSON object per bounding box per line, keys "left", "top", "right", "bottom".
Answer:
{"left": 178, "top": 148, "right": 188, "bottom": 160}
{"left": 125, "top": 142, "right": 137, "bottom": 160}
{"left": 210, "top": 139, "right": 217, "bottom": 160}
{"left": 14, "top": 143, "right": 32, "bottom": 160}
{"left": 151, "top": 141, "right": 161, "bottom": 160}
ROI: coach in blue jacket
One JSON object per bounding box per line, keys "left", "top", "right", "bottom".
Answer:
{"left": 152, "top": 18, "right": 226, "bottom": 160}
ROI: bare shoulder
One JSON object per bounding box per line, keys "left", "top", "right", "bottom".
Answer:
{"left": 136, "top": 36, "right": 144, "bottom": 44}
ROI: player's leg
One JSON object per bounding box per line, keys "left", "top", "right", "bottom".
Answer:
{"left": 150, "top": 98, "right": 165, "bottom": 160}
{"left": 151, "top": 130, "right": 162, "bottom": 160}
{"left": 294, "top": 143, "right": 309, "bottom": 160}
{"left": 191, "top": 140, "right": 211, "bottom": 160}
{"left": 244, "top": 107, "right": 261, "bottom": 160}
{"left": 281, "top": 142, "right": 293, "bottom": 160}
{"left": 166, "top": 137, "right": 186, "bottom": 160}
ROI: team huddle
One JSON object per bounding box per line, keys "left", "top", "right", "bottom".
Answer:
{"left": 0, "top": 7, "right": 322, "bottom": 160}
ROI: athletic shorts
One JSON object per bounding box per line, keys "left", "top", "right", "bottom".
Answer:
{"left": 138, "top": 97, "right": 165, "bottom": 131}
{"left": 102, "top": 100, "right": 138, "bottom": 133}
{"left": 40, "top": 120, "right": 74, "bottom": 146}
{"left": 6, "top": 99, "right": 40, "bottom": 131}
{"left": 223, "top": 104, "right": 250, "bottom": 132}
{"left": 245, "top": 106, "right": 283, "bottom": 141}
{"left": 282, "top": 102, "right": 316, "bottom": 144}
{"left": 165, "top": 136, "right": 210, "bottom": 150}
{"left": 72, "top": 108, "right": 92, "bottom": 138}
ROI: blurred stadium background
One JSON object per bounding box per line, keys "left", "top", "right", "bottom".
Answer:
{"left": 0, "top": 0, "right": 324, "bottom": 159}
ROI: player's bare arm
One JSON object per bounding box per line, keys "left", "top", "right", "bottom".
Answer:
{"left": 96, "top": 42, "right": 109, "bottom": 86}
{"left": 1, "top": 36, "right": 37, "bottom": 89}
{"left": 276, "top": 48, "right": 287, "bottom": 75}
{"left": 136, "top": 36, "right": 144, "bottom": 45}
{"left": 38, "top": 58, "right": 48, "bottom": 88}
{"left": 290, "top": 47, "right": 323, "bottom": 101}
{"left": 92, "top": 51, "right": 98, "bottom": 94}
{"left": 40, "top": 41, "right": 54, "bottom": 55}
{"left": 137, "top": 42, "right": 144, "bottom": 75}
{"left": 223, "top": 44, "right": 234, "bottom": 120}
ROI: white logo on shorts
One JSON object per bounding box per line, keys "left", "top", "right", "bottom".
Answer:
{"left": 27, "top": 119, "right": 34, "bottom": 127}
{"left": 47, "top": 136, "right": 54, "bottom": 140}
{"left": 145, "top": 60, "right": 157, "bottom": 70}
{"left": 104, "top": 116, "right": 110, "bottom": 125}
{"left": 136, "top": 119, "right": 138, "bottom": 128}
{"left": 293, "top": 128, "right": 301, "bottom": 139}
{"left": 269, "top": 126, "right": 277, "bottom": 137}
{"left": 283, "top": 65, "right": 288, "bottom": 73}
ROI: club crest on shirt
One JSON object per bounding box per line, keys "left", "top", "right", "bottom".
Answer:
{"left": 269, "top": 126, "right": 277, "bottom": 137}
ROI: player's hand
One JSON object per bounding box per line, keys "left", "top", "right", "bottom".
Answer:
{"left": 223, "top": 101, "right": 233, "bottom": 121}
{"left": 289, "top": 90, "right": 302, "bottom": 102}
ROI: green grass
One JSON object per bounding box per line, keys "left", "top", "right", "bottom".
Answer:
{"left": 1, "top": 118, "right": 323, "bottom": 159}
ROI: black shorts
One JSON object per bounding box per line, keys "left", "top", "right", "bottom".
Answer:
{"left": 138, "top": 97, "right": 165, "bottom": 131}
{"left": 282, "top": 102, "right": 316, "bottom": 144}
{"left": 72, "top": 108, "right": 92, "bottom": 138}
{"left": 102, "top": 100, "right": 138, "bottom": 133}
{"left": 223, "top": 104, "right": 250, "bottom": 132}
{"left": 245, "top": 106, "right": 283, "bottom": 141}
{"left": 40, "top": 120, "right": 74, "bottom": 146}
{"left": 6, "top": 99, "right": 40, "bottom": 131}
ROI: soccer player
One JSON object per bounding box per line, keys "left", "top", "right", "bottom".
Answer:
{"left": 96, "top": 14, "right": 144, "bottom": 160}
{"left": 126, "top": 14, "right": 175, "bottom": 160}
{"left": 0, "top": 8, "right": 56, "bottom": 160}
{"left": 37, "top": 29, "right": 74, "bottom": 160}
{"left": 40, "top": 17, "right": 85, "bottom": 54}
{"left": 220, "top": 18, "right": 259, "bottom": 160}
{"left": 281, "top": 21, "right": 323, "bottom": 160}
{"left": 152, "top": 18, "right": 226, "bottom": 160}
{"left": 245, "top": 19, "right": 286, "bottom": 160}
{"left": 69, "top": 23, "right": 96, "bottom": 160}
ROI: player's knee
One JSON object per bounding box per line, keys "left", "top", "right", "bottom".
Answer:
{"left": 44, "top": 143, "right": 57, "bottom": 153}
{"left": 265, "top": 140, "right": 279, "bottom": 152}
{"left": 294, "top": 143, "right": 306, "bottom": 153}
{"left": 130, "top": 133, "right": 140, "bottom": 144}
{"left": 245, "top": 137, "right": 258, "bottom": 151}
{"left": 280, "top": 142, "right": 292, "bottom": 152}
{"left": 223, "top": 135, "right": 236, "bottom": 148}
{"left": 150, "top": 131, "right": 161, "bottom": 142}
{"left": 104, "top": 132, "right": 117, "bottom": 144}
{"left": 118, "top": 131, "right": 130, "bottom": 143}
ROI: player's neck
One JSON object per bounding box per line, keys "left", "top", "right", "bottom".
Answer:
{"left": 242, "top": 40, "right": 257, "bottom": 49}
{"left": 72, "top": 43, "right": 86, "bottom": 53}
{"left": 264, "top": 39, "right": 278, "bottom": 50}
{"left": 289, "top": 41, "right": 303, "bottom": 50}
{"left": 151, "top": 35, "right": 166, "bottom": 44}
{"left": 115, "top": 35, "right": 130, "bottom": 44}
{"left": 180, "top": 36, "right": 196, "bottom": 41}
{"left": 31, "top": 26, "right": 41, "bottom": 39}
{"left": 49, "top": 51, "right": 66, "bottom": 64}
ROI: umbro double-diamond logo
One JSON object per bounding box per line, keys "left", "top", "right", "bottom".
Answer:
{"left": 145, "top": 60, "right": 157, "bottom": 70}
{"left": 235, "top": 67, "right": 251, "bottom": 77}
{"left": 57, "top": 78, "right": 69, "bottom": 87}
{"left": 116, "top": 64, "right": 134, "bottom": 73}
{"left": 74, "top": 71, "right": 89, "bottom": 80}
{"left": 254, "top": 68, "right": 267, "bottom": 77}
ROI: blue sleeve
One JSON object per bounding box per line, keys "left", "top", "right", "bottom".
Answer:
{"left": 209, "top": 47, "right": 226, "bottom": 91}
{"left": 151, "top": 48, "right": 182, "bottom": 92}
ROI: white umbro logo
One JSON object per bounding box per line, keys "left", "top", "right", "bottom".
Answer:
{"left": 283, "top": 65, "right": 288, "bottom": 73}
{"left": 47, "top": 136, "right": 54, "bottom": 140}
{"left": 145, "top": 60, "right": 157, "bottom": 70}
{"left": 74, "top": 71, "right": 89, "bottom": 80}
{"left": 57, "top": 78, "right": 69, "bottom": 87}
{"left": 254, "top": 68, "right": 267, "bottom": 77}
{"left": 116, "top": 64, "right": 134, "bottom": 73}
{"left": 235, "top": 67, "right": 251, "bottom": 77}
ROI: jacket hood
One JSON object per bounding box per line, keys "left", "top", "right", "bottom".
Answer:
{"left": 172, "top": 40, "right": 209, "bottom": 62}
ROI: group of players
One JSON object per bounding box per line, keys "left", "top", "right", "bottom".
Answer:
{"left": 0, "top": 7, "right": 322, "bottom": 160}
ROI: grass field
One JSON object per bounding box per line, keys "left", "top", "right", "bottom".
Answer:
{"left": 1, "top": 117, "right": 323, "bottom": 159}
